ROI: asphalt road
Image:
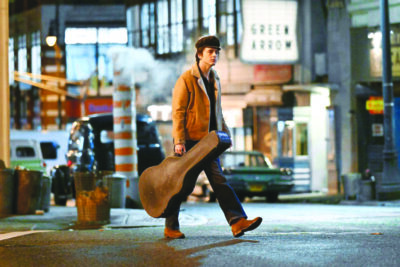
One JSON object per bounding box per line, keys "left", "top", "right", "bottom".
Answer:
{"left": 0, "top": 202, "right": 399, "bottom": 267}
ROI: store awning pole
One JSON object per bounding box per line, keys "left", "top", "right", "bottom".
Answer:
{"left": 0, "top": 0, "right": 10, "bottom": 166}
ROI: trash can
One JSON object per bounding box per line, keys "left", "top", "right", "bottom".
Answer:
{"left": 357, "top": 179, "right": 375, "bottom": 202}
{"left": 74, "top": 171, "right": 110, "bottom": 224}
{"left": 40, "top": 175, "right": 52, "bottom": 212}
{"left": 103, "top": 174, "right": 126, "bottom": 208}
{"left": 16, "top": 170, "right": 43, "bottom": 214}
{"left": 341, "top": 173, "right": 361, "bottom": 200}
{"left": 0, "top": 169, "right": 16, "bottom": 215}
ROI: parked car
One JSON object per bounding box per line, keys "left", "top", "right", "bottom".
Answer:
{"left": 197, "top": 150, "right": 294, "bottom": 203}
{"left": 11, "top": 130, "right": 69, "bottom": 175}
{"left": 51, "top": 113, "right": 165, "bottom": 206}
{"left": 10, "top": 139, "right": 47, "bottom": 173}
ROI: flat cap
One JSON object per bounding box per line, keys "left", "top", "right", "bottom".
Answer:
{"left": 195, "top": 35, "right": 221, "bottom": 50}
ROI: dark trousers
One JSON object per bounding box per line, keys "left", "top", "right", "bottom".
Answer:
{"left": 165, "top": 140, "right": 247, "bottom": 230}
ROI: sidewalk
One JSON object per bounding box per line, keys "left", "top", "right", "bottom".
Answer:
{"left": 1, "top": 193, "right": 400, "bottom": 233}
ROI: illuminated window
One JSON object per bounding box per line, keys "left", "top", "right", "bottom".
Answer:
{"left": 65, "top": 28, "right": 97, "bottom": 44}
{"left": 125, "top": 0, "right": 243, "bottom": 57}
{"left": 141, "top": 3, "right": 150, "bottom": 46}
{"left": 203, "top": 0, "right": 216, "bottom": 34}
{"left": 171, "top": 0, "right": 183, "bottom": 52}
{"left": 18, "top": 35, "right": 30, "bottom": 90}
{"left": 127, "top": 5, "right": 140, "bottom": 47}
{"left": 157, "top": 0, "right": 169, "bottom": 54}
{"left": 65, "top": 27, "right": 127, "bottom": 84}
{"left": 9, "top": 38, "right": 14, "bottom": 85}
{"left": 185, "top": 0, "right": 198, "bottom": 32}
{"left": 31, "top": 31, "right": 41, "bottom": 78}
{"left": 218, "top": 0, "right": 242, "bottom": 46}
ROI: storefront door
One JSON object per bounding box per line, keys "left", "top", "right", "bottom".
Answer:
{"left": 275, "top": 119, "right": 312, "bottom": 192}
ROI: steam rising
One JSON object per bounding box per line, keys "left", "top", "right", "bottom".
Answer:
{"left": 108, "top": 47, "right": 182, "bottom": 106}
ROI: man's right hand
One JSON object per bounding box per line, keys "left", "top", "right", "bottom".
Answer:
{"left": 174, "top": 144, "right": 186, "bottom": 156}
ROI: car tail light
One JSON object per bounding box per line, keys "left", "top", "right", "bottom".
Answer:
{"left": 42, "top": 162, "right": 47, "bottom": 168}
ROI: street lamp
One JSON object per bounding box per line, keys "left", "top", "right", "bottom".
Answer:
{"left": 378, "top": 0, "right": 400, "bottom": 200}
{"left": 45, "top": 5, "right": 63, "bottom": 130}
{"left": 46, "top": 20, "right": 57, "bottom": 47}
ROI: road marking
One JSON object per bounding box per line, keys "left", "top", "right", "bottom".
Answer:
{"left": 0, "top": 231, "right": 52, "bottom": 241}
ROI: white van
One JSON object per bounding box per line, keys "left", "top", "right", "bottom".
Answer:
{"left": 10, "top": 139, "right": 46, "bottom": 173}
{"left": 10, "top": 130, "right": 69, "bottom": 174}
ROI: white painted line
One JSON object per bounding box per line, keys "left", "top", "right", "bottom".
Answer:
{"left": 0, "top": 231, "right": 52, "bottom": 241}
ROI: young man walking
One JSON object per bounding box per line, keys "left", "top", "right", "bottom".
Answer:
{"left": 165, "top": 35, "right": 262, "bottom": 239}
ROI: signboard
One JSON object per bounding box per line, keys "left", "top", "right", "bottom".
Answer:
{"left": 85, "top": 98, "right": 113, "bottom": 115}
{"left": 366, "top": 96, "right": 384, "bottom": 114}
{"left": 240, "top": 0, "right": 299, "bottom": 63}
{"left": 372, "top": 123, "right": 384, "bottom": 137}
{"left": 369, "top": 27, "right": 400, "bottom": 77}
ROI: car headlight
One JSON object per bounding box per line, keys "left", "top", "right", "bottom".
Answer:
{"left": 280, "top": 168, "right": 293, "bottom": 176}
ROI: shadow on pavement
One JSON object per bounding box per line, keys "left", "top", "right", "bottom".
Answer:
{"left": 134, "top": 239, "right": 259, "bottom": 266}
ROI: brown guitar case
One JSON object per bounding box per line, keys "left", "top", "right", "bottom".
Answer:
{"left": 138, "top": 131, "right": 231, "bottom": 218}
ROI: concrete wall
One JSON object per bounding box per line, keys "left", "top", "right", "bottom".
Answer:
{"left": 327, "top": 2, "right": 354, "bottom": 175}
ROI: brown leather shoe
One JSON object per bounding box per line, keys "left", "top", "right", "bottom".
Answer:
{"left": 231, "top": 217, "right": 262, "bottom": 238}
{"left": 164, "top": 228, "right": 185, "bottom": 239}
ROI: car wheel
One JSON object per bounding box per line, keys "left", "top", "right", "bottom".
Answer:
{"left": 266, "top": 192, "right": 279, "bottom": 203}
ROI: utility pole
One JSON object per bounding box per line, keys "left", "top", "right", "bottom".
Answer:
{"left": 0, "top": 0, "right": 10, "bottom": 166}
{"left": 378, "top": 0, "right": 400, "bottom": 200}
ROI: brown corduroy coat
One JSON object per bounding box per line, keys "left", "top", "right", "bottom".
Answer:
{"left": 172, "top": 64, "right": 231, "bottom": 145}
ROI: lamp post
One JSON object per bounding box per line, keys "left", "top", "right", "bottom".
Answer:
{"left": 378, "top": 0, "right": 400, "bottom": 200}
{"left": 46, "top": 2, "right": 63, "bottom": 130}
